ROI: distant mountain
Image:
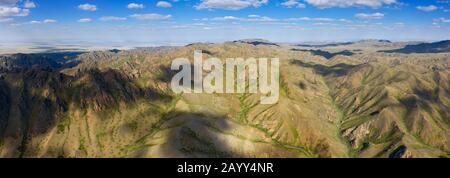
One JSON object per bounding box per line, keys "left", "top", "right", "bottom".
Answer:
{"left": 296, "top": 42, "right": 354, "bottom": 48}
{"left": 295, "top": 40, "right": 392, "bottom": 48}
{"left": 0, "top": 52, "right": 82, "bottom": 71}
{"left": 381, "top": 40, "right": 450, "bottom": 54}
{"left": 292, "top": 49, "right": 354, "bottom": 59}
{"left": 132, "top": 46, "right": 179, "bottom": 53}
{"left": 233, "top": 39, "right": 280, "bottom": 46}
{"left": 356, "top": 39, "right": 392, "bottom": 44}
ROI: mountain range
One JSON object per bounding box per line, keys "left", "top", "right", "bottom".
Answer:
{"left": 0, "top": 40, "right": 449, "bottom": 158}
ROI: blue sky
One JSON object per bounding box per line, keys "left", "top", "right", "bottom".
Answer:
{"left": 0, "top": 0, "right": 449, "bottom": 46}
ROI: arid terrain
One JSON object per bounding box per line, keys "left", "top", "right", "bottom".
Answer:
{"left": 0, "top": 39, "right": 449, "bottom": 158}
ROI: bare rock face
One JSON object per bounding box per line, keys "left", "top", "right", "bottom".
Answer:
{"left": 0, "top": 41, "right": 449, "bottom": 158}
{"left": 72, "top": 69, "right": 141, "bottom": 111}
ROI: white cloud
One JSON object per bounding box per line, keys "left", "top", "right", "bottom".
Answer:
{"left": 43, "top": 19, "right": 56, "bottom": 23}
{"left": 246, "top": 15, "right": 276, "bottom": 22}
{"left": 130, "top": 13, "right": 172, "bottom": 20}
{"left": 311, "top": 17, "right": 334, "bottom": 21}
{"left": 0, "top": 0, "right": 34, "bottom": 18}
{"left": 0, "top": 6, "right": 29, "bottom": 17}
{"left": 28, "top": 20, "right": 39, "bottom": 24}
{"left": 285, "top": 17, "right": 334, "bottom": 21}
{"left": 127, "top": 3, "right": 144, "bottom": 9}
{"left": 78, "top": 18, "right": 92, "bottom": 23}
{"left": 78, "top": 4, "right": 97, "bottom": 11}
{"left": 434, "top": 17, "right": 450, "bottom": 23}
{"left": 157, "top": 1, "right": 172, "bottom": 8}
{"left": 210, "top": 16, "right": 240, "bottom": 21}
{"left": 0, "top": 0, "right": 19, "bottom": 7}
{"left": 355, "top": 12, "right": 384, "bottom": 20}
{"left": 24, "top": 1, "right": 36, "bottom": 8}
{"left": 202, "top": 15, "right": 342, "bottom": 24}
{"left": 417, "top": 5, "right": 438, "bottom": 12}
{"left": 285, "top": 17, "right": 311, "bottom": 21}
{"left": 170, "top": 25, "right": 190, "bottom": 29}
{"left": 338, "top": 18, "right": 352, "bottom": 23}
{"left": 0, "top": 17, "right": 12, "bottom": 22}
{"left": 202, "top": 15, "right": 277, "bottom": 22}
{"left": 304, "top": 0, "right": 396, "bottom": 8}
{"left": 11, "top": 18, "right": 56, "bottom": 26}
{"left": 313, "top": 22, "right": 336, "bottom": 26}
{"left": 99, "top": 16, "right": 127, "bottom": 21}
{"left": 281, "top": 0, "right": 306, "bottom": 8}
{"left": 195, "top": 0, "right": 268, "bottom": 10}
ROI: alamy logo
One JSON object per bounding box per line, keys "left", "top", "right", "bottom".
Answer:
{"left": 170, "top": 50, "right": 280, "bottom": 104}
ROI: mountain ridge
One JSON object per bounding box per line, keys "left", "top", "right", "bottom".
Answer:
{"left": 381, "top": 40, "right": 450, "bottom": 54}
